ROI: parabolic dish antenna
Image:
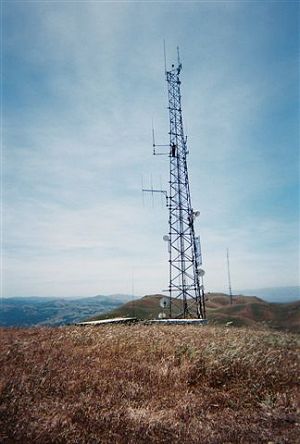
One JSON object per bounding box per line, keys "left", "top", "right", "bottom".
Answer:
{"left": 158, "top": 312, "right": 167, "bottom": 319}
{"left": 163, "top": 235, "right": 170, "bottom": 242}
{"left": 198, "top": 268, "right": 205, "bottom": 277}
{"left": 160, "top": 297, "right": 170, "bottom": 308}
{"left": 194, "top": 211, "right": 200, "bottom": 217}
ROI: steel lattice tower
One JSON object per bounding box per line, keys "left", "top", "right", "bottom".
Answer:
{"left": 147, "top": 50, "right": 206, "bottom": 319}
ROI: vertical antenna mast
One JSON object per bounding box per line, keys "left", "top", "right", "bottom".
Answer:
{"left": 226, "top": 248, "right": 233, "bottom": 305}
{"left": 163, "top": 40, "right": 167, "bottom": 74}
{"left": 148, "top": 48, "right": 206, "bottom": 319}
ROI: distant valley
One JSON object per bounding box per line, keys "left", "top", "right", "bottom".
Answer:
{"left": 1, "top": 287, "right": 299, "bottom": 331}
{"left": 0, "top": 294, "right": 134, "bottom": 327}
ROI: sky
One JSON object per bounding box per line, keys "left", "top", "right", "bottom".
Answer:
{"left": 2, "top": 1, "right": 299, "bottom": 298}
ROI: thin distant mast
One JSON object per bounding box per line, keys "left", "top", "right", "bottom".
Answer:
{"left": 226, "top": 248, "right": 233, "bottom": 305}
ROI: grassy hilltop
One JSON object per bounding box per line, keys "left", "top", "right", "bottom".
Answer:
{"left": 1, "top": 324, "right": 299, "bottom": 443}
{"left": 87, "top": 293, "right": 300, "bottom": 333}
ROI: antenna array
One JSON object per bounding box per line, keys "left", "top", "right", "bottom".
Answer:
{"left": 144, "top": 48, "right": 206, "bottom": 319}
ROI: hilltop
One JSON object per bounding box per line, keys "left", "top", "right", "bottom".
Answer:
{"left": 1, "top": 325, "right": 299, "bottom": 443}
{"left": 86, "top": 293, "right": 300, "bottom": 333}
{"left": 2, "top": 291, "right": 299, "bottom": 331}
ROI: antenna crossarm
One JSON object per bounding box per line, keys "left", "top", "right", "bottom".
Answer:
{"left": 142, "top": 189, "right": 168, "bottom": 197}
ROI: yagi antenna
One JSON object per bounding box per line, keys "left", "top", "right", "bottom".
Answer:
{"left": 152, "top": 119, "right": 156, "bottom": 155}
{"left": 141, "top": 175, "right": 145, "bottom": 207}
{"left": 164, "top": 40, "right": 167, "bottom": 72}
{"left": 142, "top": 174, "right": 168, "bottom": 208}
{"left": 160, "top": 176, "right": 164, "bottom": 207}
{"left": 151, "top": 119, "right": 169, "bottom": 155}
{"left": 150, "top": 174, "right": 154, "bottom": 207}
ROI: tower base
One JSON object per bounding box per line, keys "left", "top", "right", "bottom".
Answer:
{"left": 145, "top": 318, "right": 208, "bottom": 325}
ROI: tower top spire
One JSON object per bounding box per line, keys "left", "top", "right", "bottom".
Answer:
{"left": 164, "top": 43, "right": 182, "bottom": 75}
{"left": 176, "top": 46, "right": 182, "bottom": 74}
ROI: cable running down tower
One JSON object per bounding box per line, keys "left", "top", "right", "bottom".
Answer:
{"left": 146, "top": 49, "right": 206, "bottom": 319}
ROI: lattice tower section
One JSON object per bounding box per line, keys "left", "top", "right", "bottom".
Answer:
{"left": 166, "top": 61, "right": 206, "bottom": 319}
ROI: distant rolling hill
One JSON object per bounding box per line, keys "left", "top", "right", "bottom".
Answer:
{"left": 86, "top": 293, "right": 300, "bottom": 333}
{"left": 0, "top": 295, "right": 134, "bottom": 327}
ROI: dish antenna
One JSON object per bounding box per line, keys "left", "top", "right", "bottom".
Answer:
{"left": 163, "top": 235, "right": 170, "bottom": 242}
{"left": 160, "top": 297, "right": 170, "bottom": 308}
{"left": 198, "top": 268, "right": 205, "bottom": 277}
{"left": 158, "top": 312, "right": 167, "bottom": 319}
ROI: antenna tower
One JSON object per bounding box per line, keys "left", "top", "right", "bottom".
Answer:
{"left": 145, "top": 48, "right": 206, "bottom": 319}
{"left": 226, "top": 248, "right": 233, "bottom": 305}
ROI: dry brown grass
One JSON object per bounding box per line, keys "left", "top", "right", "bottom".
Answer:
{"left": 0, "top": 325, "right": 299, "bottom": 443}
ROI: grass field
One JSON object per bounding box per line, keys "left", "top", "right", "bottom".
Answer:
{"left": 1, "top": 325, "right": 299, "bottom": 443}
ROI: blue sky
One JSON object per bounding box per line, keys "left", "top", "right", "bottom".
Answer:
{"left": 2, "top": 1, "right": 299, "bottom": 297}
